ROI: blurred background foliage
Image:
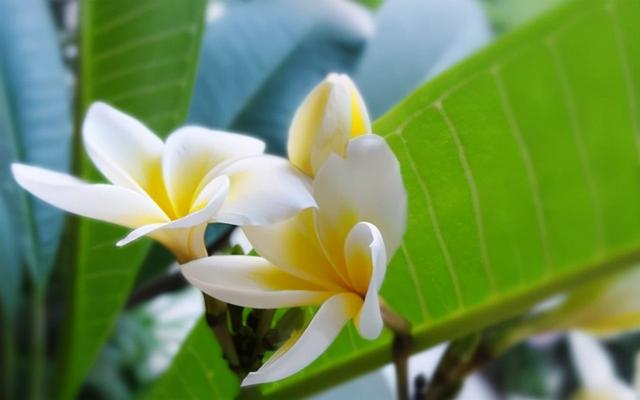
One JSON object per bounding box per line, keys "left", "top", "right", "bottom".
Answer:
{"left": 2, "top": 0, "right": 640, "bottom": 399}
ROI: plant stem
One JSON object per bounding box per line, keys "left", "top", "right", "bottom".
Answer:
{"left": 423, "top": 317, "right": 538, "bottom": 399}
{"left": 381, "top": 300, "right": 412, "bottom": 400}
{"left": 228, "top": 304, "right": 243, "bottom": 334}
{"left": 202, "top": 293, "right": 243, "bottom": 377}
{"left": 251, "top": 309, "right": 275, "bottom": 362}
{"left": 30, "top": 286, "right": 46, "bottom": 400}
{"left": 423, "top": 333, "right": 482, "bottom": 399}
{"left": 255, "top": 309, "right": 275, "bottom": 340}
{"left": 126, "top": 271, "right": 186, "bottom": 309}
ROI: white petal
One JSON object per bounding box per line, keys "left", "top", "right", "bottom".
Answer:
{"left": 181, "top": 255, "right": 331, "bottom": 309}
{"left": 288, "top": 74, "right": 371, "bottom": 176}
{"left": 309, "top": 75, "right": 371, "bottom": 175}
{"left": 313, "top": 134, "right": 406, "bottom": 268}
{"left": 569, "top": 331, "right": 634, "bottom": 399}
{"left": 229, "top": 228, "right": 252, "bottom": 254}
{"left": 215, "top": 155, "right": 316, "bottom": 226}
{"left": 242, "top": 209, "right": 346, "bottom": 291}
{"left": 82, "top": 102, "right": 164, "bottom": 191}
{"left": 116, "top": 176, "right": 229, "bottom": 247}
{"left": 345, "top": 222, "right": 386, "bottom": 339}
{"left": 570, "top": 331, "right": 616, "bottom": 387}
{"left": 12, "top": 164, "right": 167, "bottom": 228}
{"left": 163, "top": 126, "right": 265, "bottom": 216}
{"left": 560, "top": 267, "right": 640, "bottom": 336}
{"left": 242, "top": 293, "right": 362, "bottom": 386}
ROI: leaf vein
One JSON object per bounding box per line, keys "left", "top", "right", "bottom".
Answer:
{"left": 436, "top": 103, "right": 497, "bottom": 293}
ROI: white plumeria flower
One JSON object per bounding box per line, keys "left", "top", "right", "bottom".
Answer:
{"left": 536, "top": 266, "right": 640, "bottom": 337}
{"left": 288, "top": 73, "right": 371, "bottom": 177}
{"left": 12, "top": 102, "right": 315, "bottom": 263}
{"left": 569, "top": 331, "right": 636, "bottom": 400}
{"left": 182, "top": 134, "right": 407, "bottom": 385}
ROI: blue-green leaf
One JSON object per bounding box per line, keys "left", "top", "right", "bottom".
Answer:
{"left": 0, "top": 0, "right": 73, "bottom": 287}
{"left": 188, "top": 0, "right": 373, "bottom": 154}
{"left": 57, "top": 1, "right": 208, "bottom": 398}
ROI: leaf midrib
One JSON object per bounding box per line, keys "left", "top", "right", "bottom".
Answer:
{"left": 264, "top": 245, "right": 640, "bottom": 399}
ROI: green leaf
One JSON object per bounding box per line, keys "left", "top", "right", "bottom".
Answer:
{"left": 0, "top": 0, "right": 73, "bottom": 288}
{"left": 479, "top": 0, "right": 567, "bottom": 34}
{"left": 56, "top": 1, "right": 207, "bottom": 399}
{"left": 263, "top": 0, "right": 640, "bottom": 397}
{"left": 141, "top": 318, "right": 240, "bottom": 400}
{"left": 0, "top": 77, "right": 22, "bottom": 317}
{"left": 355, "top": 0, "right": 384, "bottom": 11}
{"left": 143, "top": 0, "right": 640, "bottom": 397}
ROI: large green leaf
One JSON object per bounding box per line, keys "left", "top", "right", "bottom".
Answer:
{"left": 0, "top": 0, "right": 72, "bottom": 288}
{"left": 479, "top": 0, "right": 567, "bottom": 34}
{"left": 141, "top": 318, "right": 240, "bottom": 399}
{"left": 266, "top": 0, "right": 640, "bottom": 396}
{"left": 145, "top": 0, "right": 640, "bottom": 397}
{"left": 56, "top": 2, "right": 207, "bottom": 398}
{"left": 0, "top": 77, "right": 22, "bottom": 317}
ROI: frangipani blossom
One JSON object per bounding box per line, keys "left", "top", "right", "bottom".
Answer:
{"left": 569, "top": 331, "right": 636, "bottom": 400}
{"left": 12, "top": 102, "right": 314, "bottom": 263}
{"left": 182, "top": 134, "right": 407, "bottom": 385}
{"left": 288, "top": 73, "right": 371, "bottom": 177}
{"left": 535, "top": 266, "right": 640, "bottom": 337}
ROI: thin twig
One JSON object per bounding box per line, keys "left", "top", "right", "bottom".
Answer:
{"left": 423, "top": 318, "right": 534, "bottom": 399}
{"left": 126, "top": 226, "right": 235, "bottom": 308}
{"left": 423, "top": 333, "right": 482, "bottom": 400}
{"left": 381, "top": 300, "right": 412, "bottom": 400}
{"left": 125, "top": 272, "right": 186, "bottom": 309}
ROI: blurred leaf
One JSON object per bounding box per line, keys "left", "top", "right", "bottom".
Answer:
{"left": 263, "top": 0, "right": 640, "bottom": 396}
{"left": 354, "top": 0, "right": 384, "bottom": 11}
{"left": 479, "top": 0, "right": 567, "bottom": 34}
{"left": 56, "top": 1, "right": 207, "bottom": 399}
{"left": 0, "top": 0, "right": 72, "bottom": 288}
{"left": 487, "top": 343, "right": 548, "bottom": 397}
{"left": 0, "top": 78, "right": 22, "bottom": 317}
{"left": 188, "top": 0, "right": 373, "bottom": 154}
{"left": 354, "top": 0, "right": 492, "bottom": 118}
{"left": 141, "top": 318, "right": 240, "bottom": 400}
{"left": 603, "top": 332, "right": 640, "bottom": 383}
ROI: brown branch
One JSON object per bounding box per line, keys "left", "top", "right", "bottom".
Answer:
{"left": 381, "top": 300, "right": 413, "bottom": 400}
{"left": 423, "top": 333, "right": 483, "bottom": 400}
{"left": 125, "top": 226, "right": 235, "bottom": 308}
{"left": 125, "top": 272, "right": 186, "bottom": 309}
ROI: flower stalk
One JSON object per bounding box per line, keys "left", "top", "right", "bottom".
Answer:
{"left": 381, "top": 301, "right": 412, "bottom": 400}
{"left": 203, "top": 293, "right": 242, "bottom": 376}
